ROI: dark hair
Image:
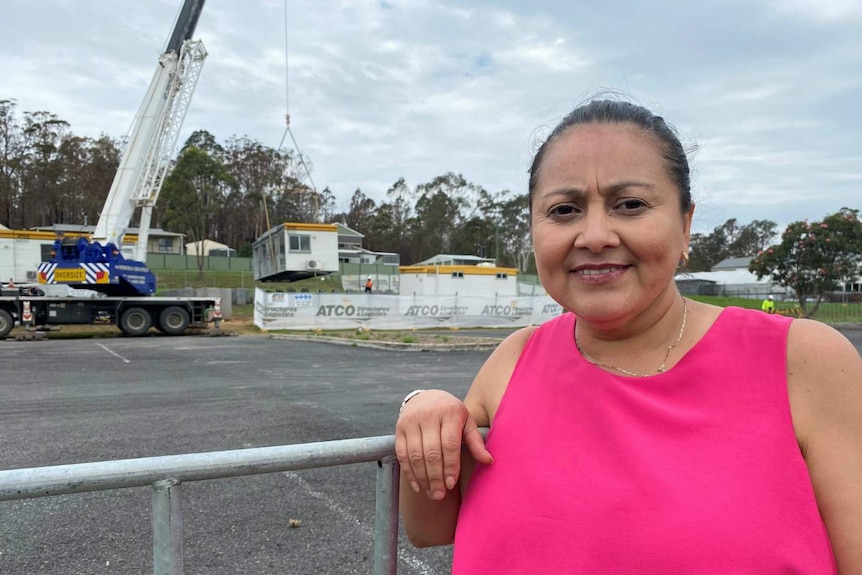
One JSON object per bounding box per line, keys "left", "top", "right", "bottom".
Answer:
{"left": 528, "top": 99, "right": 692, "bottom": 213}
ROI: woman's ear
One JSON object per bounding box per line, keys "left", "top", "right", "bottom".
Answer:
{"left": 682, "top": 202, "right": 696, "bottom": 249}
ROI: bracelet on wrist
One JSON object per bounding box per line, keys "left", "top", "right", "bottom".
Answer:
{"left": 399, "top": 389, "right": 426, "bottom": 415}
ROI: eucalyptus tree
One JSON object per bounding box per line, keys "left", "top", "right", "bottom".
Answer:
{"left": 161, "top": 146, "right": 236, "bottom": 273}
{"left": 496, "top": 191, "right": 532, "bottom": 271}
{"left": 19, "top": 110, "right": 70, "bottom": 227}
{"left": 344, "top": 188, "right": 377, "bottom": 234}
{"left": 382, "top": 177, "right": 414, "bottom": 262}
{"left": 689, "top": 218, "right": 777, "bottom": 272}
{"left": 409, "top": 186, "right": 465, "bottom": 262}
{"left": 0, "top": 99, "right": 25, "bottom": 227}
{"left": 219, "top": 135, "right": 285, "bottom": 248}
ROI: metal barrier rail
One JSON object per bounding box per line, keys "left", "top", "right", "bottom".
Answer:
{"left": 0, "top": 435, "right": 402, "bottom": 575}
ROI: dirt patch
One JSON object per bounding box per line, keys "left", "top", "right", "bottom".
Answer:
{"left": 230, "top": 315, "right": 501, "bottom": 345}
{"left": 266, "top": 327, "right": 501, "bottom": 347}
{"left": 9, "top": 323, "right": 122, "bottom": 340}
{"left": 6, "top": 317, "right": 258, "bottom": 340}
{"left": 6, "top": 315, "right": 502, "bottom": 346}
{"left": 220, "top": 315, "right": 259, "bottom": 335}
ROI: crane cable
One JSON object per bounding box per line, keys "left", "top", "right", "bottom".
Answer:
{"left": 277, "top": 0, "right": 320, "bottom": 222}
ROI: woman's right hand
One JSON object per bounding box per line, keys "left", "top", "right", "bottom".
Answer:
{"left": 395, "top": 389, "right": 493, "bottom": 501}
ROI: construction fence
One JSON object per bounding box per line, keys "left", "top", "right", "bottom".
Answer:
{"left": 254, "top": 289, "right": 564, "bottom": 331}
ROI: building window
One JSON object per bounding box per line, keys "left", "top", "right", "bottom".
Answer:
{"left": 451, "top": 271, "right": 464, "bottom": 278}
{"left": 496, "top": 273, "right": 508, "bottom": 279}
{"left": 289, "top": 234, "right": 311, "bottom": 252}
{"left": 157, "top": 237, "right": 174, "bottom": 252}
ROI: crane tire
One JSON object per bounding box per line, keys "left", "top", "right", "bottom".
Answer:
{"left": 158, "top": 306, "right": 190, "bottom": 336}
{"left": 119, "top": 307, "right": 152, "bottom": 337}
{"left": 0, "top": 309, "right": 13, "bottom": 339}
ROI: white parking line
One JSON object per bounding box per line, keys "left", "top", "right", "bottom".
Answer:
{"left": 96, "top": 343, "right": 131, "bottom": 363}
{"left": 283, "top": 471, "right": 438, "bottom": 575}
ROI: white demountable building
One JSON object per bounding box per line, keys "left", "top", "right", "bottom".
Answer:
{"left": 399, "top": 254, "right": 518, "bottom": 296}
{"left": 252, "top": 222, "right": 339, "bottom": 282}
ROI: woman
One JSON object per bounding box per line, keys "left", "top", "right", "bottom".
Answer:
{"left": 395, "top": 100, "right": 862, "bottom": 573}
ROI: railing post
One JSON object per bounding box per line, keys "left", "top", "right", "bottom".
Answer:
{"left": 372, "top": 456, "right": 400, "bottom": 575}
{"left": 152, "top": 478, "right": 184, "bottom": 575}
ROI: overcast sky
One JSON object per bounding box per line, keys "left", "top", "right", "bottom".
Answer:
{"left": 2, "top": 0, "right": 860, "bottom": 235}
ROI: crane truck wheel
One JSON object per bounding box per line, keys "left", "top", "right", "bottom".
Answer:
{"left": 157, "top": 306, "right": 190, "bottom": 336}
{"left": 0, "top": 309, "right": 13, "bottom": 339}
{"left": 119, "top": 307, "right": 152, "bottom": 337}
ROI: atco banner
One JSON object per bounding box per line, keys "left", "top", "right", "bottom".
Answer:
{"left": 253, "top": 289, "right": 565, "bottom": 330}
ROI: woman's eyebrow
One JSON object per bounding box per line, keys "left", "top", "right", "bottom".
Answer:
{"left": 601, "top": 180, "right": 655, "bottom": 195}
{"left": 539, "top": 180, "right": 654, "bottom": 201}
{"left": 537, "top": 187, "right": 588, "bottom": 201}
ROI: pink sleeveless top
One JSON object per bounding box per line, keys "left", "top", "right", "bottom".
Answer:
{"left": 452, "top": 307, "right": 836, "bottom": 574}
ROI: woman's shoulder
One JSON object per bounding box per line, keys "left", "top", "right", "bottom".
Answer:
{"left": 488, "top": 324, "right": 543, "bottom": 364}
{"left": 787, "top": 319, "right": 861, "bottom": 441}
{"left": 787, "top": 318, "right": 860, "bottom": 365}
{"left": 489, "top": 313, "right": 572, "bottom": 351}
{"left": 698, "top": 303, "right": 792, "bottom": 335}
{"left": 464, "top": 324, "right": 547, "bottom": 426}
{"left": 475, "top": 316, "right": 569, "bottom": 367}
{"left": 785, "top": 320, "right": 862, "bottom": 571}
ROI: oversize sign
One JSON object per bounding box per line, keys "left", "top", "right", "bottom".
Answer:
{"left": 54, "top": 268, "right": 86, "bottom": 282}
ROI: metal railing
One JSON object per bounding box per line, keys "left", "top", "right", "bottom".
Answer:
{"left": 0, "top": 435, "right": 402, "bottom": 575}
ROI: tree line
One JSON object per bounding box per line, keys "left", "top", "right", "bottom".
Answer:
{"left": 0, "top": 99, "right": 532, "bottom": 270}
{"left": 2, "top": 98, "right": 860, "bottom": 310}
{"left": 160, "top": 130, "right": 533, "bottom": 271}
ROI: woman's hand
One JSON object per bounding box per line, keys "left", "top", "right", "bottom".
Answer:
{"left": 395, "top": 389, "right": 493, "bottom": 501}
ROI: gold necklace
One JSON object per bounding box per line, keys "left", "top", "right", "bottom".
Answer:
{"left": 574, "top": 298, "right": 688, "bottom": 378}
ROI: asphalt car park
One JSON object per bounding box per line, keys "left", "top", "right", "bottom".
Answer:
{"left": 838, "top": 324, "right": 862, "bottom": 352}
{"left": 1, "top": 327, "right": 860, "bottom": 574}
{"left": 0, "top": 335, "right": 495, "bottom": 575}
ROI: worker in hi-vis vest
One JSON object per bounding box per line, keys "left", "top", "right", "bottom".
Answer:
{"left": 761, "top": 294, "right": 776, "bottom": 314}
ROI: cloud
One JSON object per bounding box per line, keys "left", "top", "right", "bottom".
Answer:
{"left": 1, "top": 0, "right": 859, "bottom": 227}
{"left": 771, "top": 0, "right": 862, "bottom": 21}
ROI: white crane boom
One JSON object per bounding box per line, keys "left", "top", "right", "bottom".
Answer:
{"left": 93, "top": 1, "right": 207, "bottom": 262}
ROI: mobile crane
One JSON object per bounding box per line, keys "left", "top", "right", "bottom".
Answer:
{"left": 38, "top": 0, "right": 207, "bottom": 297}
{"left": 0, "top": 0, "right": 222, "bottom": 339}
